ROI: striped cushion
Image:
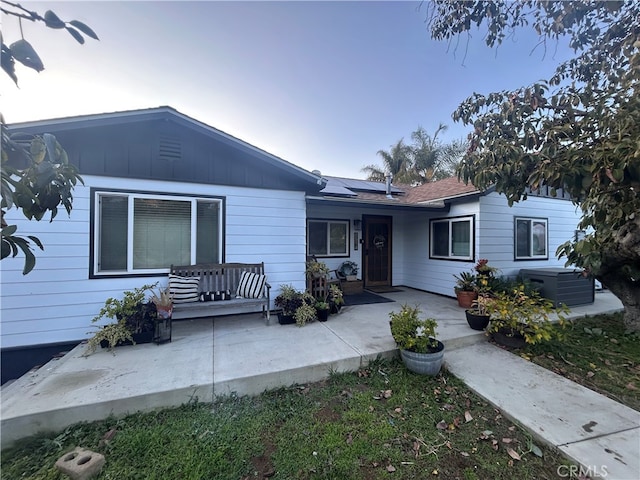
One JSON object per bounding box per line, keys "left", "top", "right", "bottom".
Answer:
{"left": 236, "top": 272, "right": 266, "bottom": 299}
{"left": 168, "top": 275, "right": 200, "bottom": 304}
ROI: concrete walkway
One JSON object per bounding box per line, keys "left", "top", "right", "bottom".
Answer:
{"left": 1, "top": 289, "right": 637, "bottom": 478}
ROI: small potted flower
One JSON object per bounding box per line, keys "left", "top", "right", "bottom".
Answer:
{"left": 149, "top": 285, "right": 173, "bottom": 344}
{"left": 474, "top": 259, "right": 498, "bottom": 277}
{"left": 389, "top": 304, "right": 444, "bottom": 376}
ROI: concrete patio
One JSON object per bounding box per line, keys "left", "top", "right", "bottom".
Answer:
{"left": 2, "top": 288, "right": 638, "bottom": 478}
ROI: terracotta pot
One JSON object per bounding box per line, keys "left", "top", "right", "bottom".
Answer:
{"left": 456, "top": 290, "right": 478, "bottom": 308}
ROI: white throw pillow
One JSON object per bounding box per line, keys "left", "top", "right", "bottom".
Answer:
{"left": 236, "top": 272, "right": 266, "bottom": 299}
{"left": 168, "top": 275, "right": 200, "bottom": 303}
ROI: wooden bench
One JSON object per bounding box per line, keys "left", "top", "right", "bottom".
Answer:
{"left": 170, "top": 263, "right": 271, "bottom": 324}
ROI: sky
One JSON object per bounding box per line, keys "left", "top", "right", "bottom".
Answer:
{"left": 1, "top": 1, "right": 576, "bottom": 179}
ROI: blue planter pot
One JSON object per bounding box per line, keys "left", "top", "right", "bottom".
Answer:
{"left": 400, "top": 341, "right": 444, "bottom": 376}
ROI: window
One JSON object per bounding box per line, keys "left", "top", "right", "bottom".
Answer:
{"left": 515, "top": 217, "right": 548, "bottom": 260}
{"left": 430, "top": 216, "right": 474, "bottom": 260}
{"left": 307, "top": 219, "right": 349, "bottom": 257}
{"left": 93, "top": 190, "right": 223, "bottom": 275}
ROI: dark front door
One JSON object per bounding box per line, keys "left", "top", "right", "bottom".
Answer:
{"left": 363, "top": 215, "right": 392, "bottom": 287}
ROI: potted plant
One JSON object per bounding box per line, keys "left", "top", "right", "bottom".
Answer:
{"left": 149, "top": 285, "right": 173, "bottom": 344}
{"left": 85, "top": 283, "right": 159, "bottom": 354}
{"left": 328, "top": 284, "right": 344, "bottom": 313}
{"left": 294, "top": 292, "right": 317, "bottom": 326}
{"left": 389, "top": 304, "right": 444, "bottom": 376}
{"left": 314, "top": 300, "right": 330, "bottom": 322}
{"left": 474, "top": 258, "right": 498, "bottom": 277}
{"left": 453, "top": 271, "right": 478, "bottom": 308}
{"left": 305, "top": 260, "right": 330, "bottom": 279}
{"left": 338, "top": 260, "right": 359, "bottom": 281}
{"left": 274, "top": 286, "right": 317, "bottom": 326}
{"left": 274, "top": 284, "right": 304, "bottom": 324}
{"left": 483, "top": 284, "right": 568, "bottom": 348}
{"left": 465, "top": 295, "right": 492, "bottom": 330}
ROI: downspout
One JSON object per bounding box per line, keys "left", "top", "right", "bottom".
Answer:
{"left": 386, "top": 174, "right": 394, "bottom": 199}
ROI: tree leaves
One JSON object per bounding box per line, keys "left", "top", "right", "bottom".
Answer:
{"left": 427, "top": 1, "right": 640, "bottom": 330}
{"left": 9, "top": 39, "right": 44, "bottom": 72}
{"left": 2, "top": 5, "right": 99, "bottom": 85}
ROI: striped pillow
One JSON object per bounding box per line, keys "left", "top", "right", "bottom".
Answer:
{"left": 236, "top": 272, "right": 267, "bottom": 299}
{"left": 168, "top": 275, "right": 200, "bottom": 304}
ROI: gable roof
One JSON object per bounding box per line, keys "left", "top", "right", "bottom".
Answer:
{"left": 9, "top": 106, "right": 326, "bottom": 192}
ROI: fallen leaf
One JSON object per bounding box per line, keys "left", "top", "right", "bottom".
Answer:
{"left": 394, "top": 407, "right": 402, "bottom": 413}
{"left": 436, "top": 420, "right": 448, "bottom": 430}
{"left": 586, "top": 371, "right": 595, "bottom": 378}
{"left": 464, "top": 411, "right": 473, "bottom": 423}
{"left": 604, "top": 359, "right": 612, "bottom": 366}
{"left": 508, "top": 426, "right": 515, "bottom": 432}
{"left": 530, "top": 443, "right": 543, "bottom": 457}
{"left": 589, "top": 363, "right": 597, "bottom": 369}
{"left": 369, "top": 405, "right": 375, "bottom": 412}
{"left": 431, "top": 469, "right": 438, "bottom": 475}
{"left": 386, "top": 464, "right": 396, "bottom": 473}
{"left": 442, "top": 403, "right": 454, "bottom": 411}
{"left": 508, "top": 459, "right": 514, "bottom": 467}
{"left": 507, "top": 448, "right": 521, "bottom": 460}
{"left": 491, "top": 439, "right": 498, "bottom": 451}
{"left": 610, "top": 338, "right": 619, "bottom": 344}
{"left": 461, "top": 451, "right": 470, "bottom": 457}
{"left": 626, "top": 383, "right": 637, "bottom": 390}
{"left": 346, "top": 433, "right": 353, "bottom": 445}
{"left": 383, "top": 389, "right": 393, "bottom": 399}
{"left": 502, "top": 437, "right": 512, "bottom": 444}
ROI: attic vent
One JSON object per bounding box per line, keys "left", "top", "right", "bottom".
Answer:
{"left": 159, "top": 134, "right": 182, "bottom": 162}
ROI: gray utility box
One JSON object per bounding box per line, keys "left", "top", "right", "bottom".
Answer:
{"left": 519, "top": 268, "right": 595, "bottom": 308}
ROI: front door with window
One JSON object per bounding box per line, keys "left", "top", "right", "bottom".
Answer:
{"left": 363, "top": 215, "right": 392, "bottom": 287}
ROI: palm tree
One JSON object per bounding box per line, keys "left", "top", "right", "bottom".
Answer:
{"left": 361, "top": 138, "right": 415, "bottom": 184}
{"left": 363, "top": 125, "right": 468, "bottom": 185}
{"left": 411, "top": 124, "right": 467, "bottom": 183}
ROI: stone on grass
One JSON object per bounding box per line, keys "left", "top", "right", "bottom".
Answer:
{"left": 55, "top": 447, "right": 105, "bottom": 480}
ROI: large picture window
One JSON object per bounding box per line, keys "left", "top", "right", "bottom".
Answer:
{"left": 307, "top": 219, "right": 349, "bottom": 257}
{"left": 515, "top": 217, "right": 548, "bottom": 260}
{"left": 93, "top": 191, "right": 223, "bottom": 276}
{"left": 429, "top": 216, "right": 474, "bottom": 260}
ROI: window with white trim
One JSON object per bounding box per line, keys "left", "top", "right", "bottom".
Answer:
{"left": 94, "top": 191, "right": 223, "bottom": 275}
{"left": 515, "top": 217, "right": 548, "bottom": 260}
{"left": 307, "top": 219, "right": 349, "bottom": 257}
{"left": 429, "top": 216, "right": 474, "bottom": 260}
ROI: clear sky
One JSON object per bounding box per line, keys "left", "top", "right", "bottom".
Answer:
{"left": 2, "top": 1, "right": 574, "bottom": 179}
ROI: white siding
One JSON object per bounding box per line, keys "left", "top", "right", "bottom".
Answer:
{"left": 1, "top": 176, "right": 307, "bottom": 349}
{"left": 400, "top": 193, "right": 581, "bottom": 297}
{"left": 476, "top": 192, "right": 581, "bottom": 277}
{"left": 398, "top": 202, "right": 480, "bottom": 296}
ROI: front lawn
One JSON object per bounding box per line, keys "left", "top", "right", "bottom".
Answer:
{"left": 1, "top": 359, "right": 572, "bottom": 479}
